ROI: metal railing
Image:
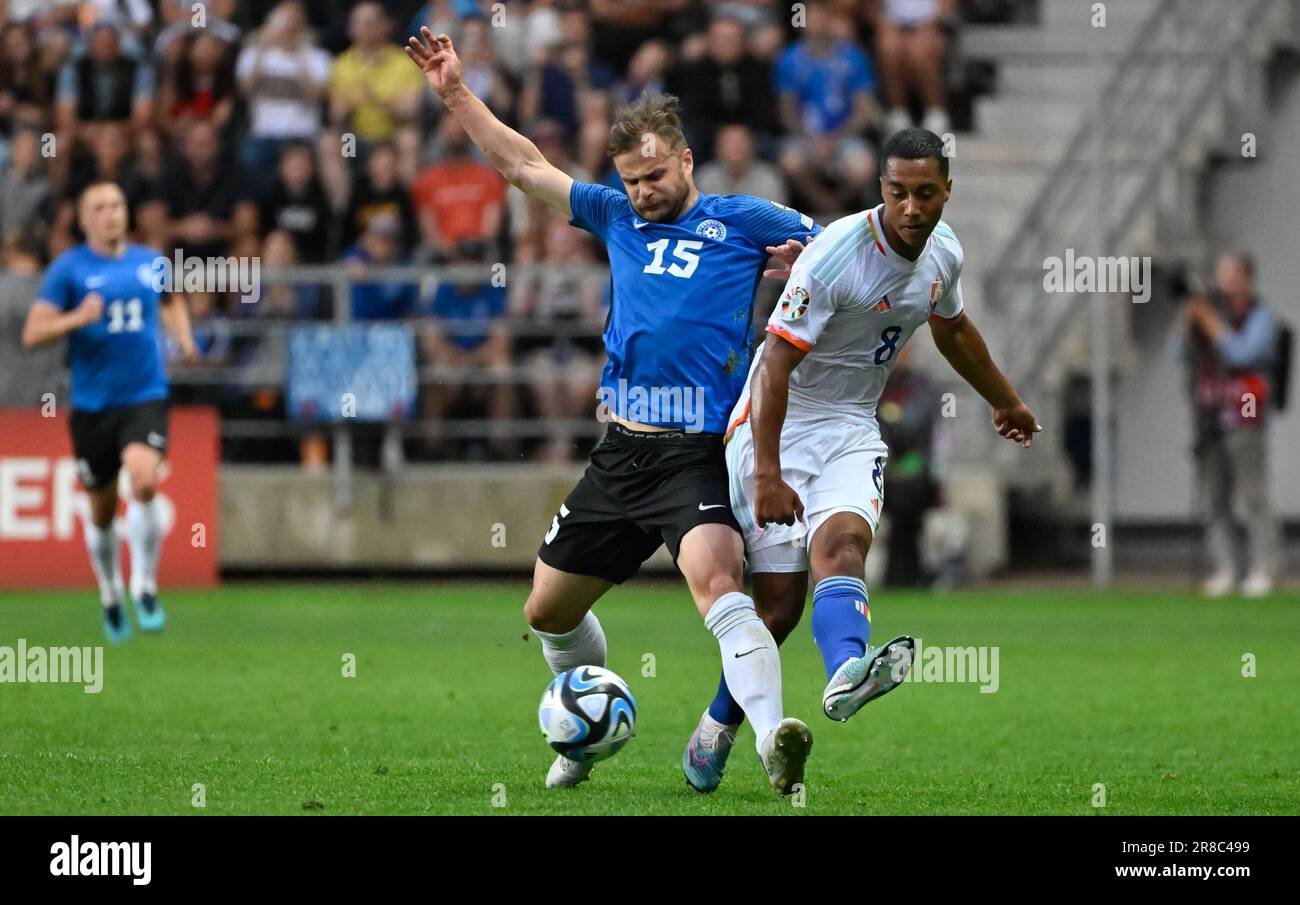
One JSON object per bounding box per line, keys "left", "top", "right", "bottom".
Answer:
{"left": 1, "top": 261, "right": 618, "bottom": 442}
{"left": 981, "top": 0, "right": 1284, "bottom": 392}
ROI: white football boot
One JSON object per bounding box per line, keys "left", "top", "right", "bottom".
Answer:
{"left": 822, "top": 635, "right": 916, "bottom": 721}
{"left": 545, "top": 754, "right": 595, "bottom": 789}
{"left": 1202, "top": 569, "right": 1236, "bottom": 598}
{"left": 1240, "top": 570, "right": 1274, "bottom": 598}
{"left": 758, "top": 718, "right": 813, "bottom": 796}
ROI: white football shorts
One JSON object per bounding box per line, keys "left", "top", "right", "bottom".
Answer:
{"left": 725, "top": 417, "right": 888, "bottom": 573}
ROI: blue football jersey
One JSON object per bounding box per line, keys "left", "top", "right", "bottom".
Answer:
{"left": 569, "top": 183, "right": 821, "bottom": 433}
{"left": 35, "top": 244, "right": 170, "bottom": 412}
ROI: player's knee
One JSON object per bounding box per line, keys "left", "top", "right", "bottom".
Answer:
{"left": 812, "top": 531, "right": 870, "bottom": 578}
{"left": 708, "top": 569, "right": 745, "bottom": 601}
{"left": 523, "top": 593, "right": 571, "bottom": 634}
{"left": 131, "top": 475, "right": 158, "bottom": 501}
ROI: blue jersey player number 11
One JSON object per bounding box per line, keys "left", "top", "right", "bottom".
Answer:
{"left": 22, "top": 181, "right": 198, "bottom": 644}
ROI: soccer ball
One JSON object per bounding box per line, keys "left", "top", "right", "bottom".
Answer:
{"left": 538, "top": 666, "right": 637, "bottom": 763}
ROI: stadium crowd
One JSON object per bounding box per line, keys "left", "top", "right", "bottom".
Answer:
{"left": 0, "top": 0, "right": 1017, "bottom": 463}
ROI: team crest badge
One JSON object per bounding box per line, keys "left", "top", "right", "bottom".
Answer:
{"left": 696, "top": 219, "right": 727, "bottom": 241}
{"left": 779, "top": 285, "right": 810, "bottom": 321}
{"left": 872, "top": 294, "right": 892, "bottom": 313}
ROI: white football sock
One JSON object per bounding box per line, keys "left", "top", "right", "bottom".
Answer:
{"left": 83, "top": 520, "right": 124, "bottom": 607}
{"left": 705, "top": 591, "right": 783, "bottom": 752}
{"left": 534, "top": 611, "right": 607, "bottom": 675}
{"left": 125, "top": 498, "right": 162, "bottom": 598}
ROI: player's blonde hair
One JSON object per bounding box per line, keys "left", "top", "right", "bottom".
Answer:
{"left": 607, "top": 93, "right": 688, "bottom": 159}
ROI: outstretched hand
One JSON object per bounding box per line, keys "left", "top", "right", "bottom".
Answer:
{"left": 991, "top": 402, "right": 1041, "bottom": 448}
{"left": 763, "top": 235, "right": 813, "bottom": 280}
{"left": 405, "top": 27, "right": 462, "bottom": 98}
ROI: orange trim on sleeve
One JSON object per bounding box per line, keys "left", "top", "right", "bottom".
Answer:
{"left": 765, "top": 324, "right": 813, "bottom": 351}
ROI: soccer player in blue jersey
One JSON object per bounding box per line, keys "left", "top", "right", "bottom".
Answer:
{"left": 22, "top": 181, "right": 197, "bottom": 643}
{"left": 408, "top": 29, "right": 820, "bottom": 794}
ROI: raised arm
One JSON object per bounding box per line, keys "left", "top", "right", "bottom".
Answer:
{"left": 928, "top": 311, "right": 1040, "bottom": 446}
{"left": 406, "top": 29, "right": 573, "bottom": 218}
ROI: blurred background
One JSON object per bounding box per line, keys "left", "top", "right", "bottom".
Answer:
{"left": 1, "top": 0, "right": 1297, "bottom": 592}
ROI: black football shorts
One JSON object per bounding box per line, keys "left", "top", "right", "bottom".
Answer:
{"left": 69, "top": 398, "right": 170, "bottom": 490}
{"left": 538, "top": 422, "right": 741, "bottom": 584}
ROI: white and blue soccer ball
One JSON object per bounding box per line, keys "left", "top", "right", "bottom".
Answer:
{"left": 539, "top": 666, "right": 637, "bottom": 763}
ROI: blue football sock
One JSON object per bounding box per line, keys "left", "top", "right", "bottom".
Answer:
{"left": 811, "top": 576, "right": 872, "bottom": 680}
{"left": 707, "top": 671, "right": 746, "bottom": 726}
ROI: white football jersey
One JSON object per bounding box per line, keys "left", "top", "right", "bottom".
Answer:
{"left": 726, "top": 204, "right": 964, "bottom": 433}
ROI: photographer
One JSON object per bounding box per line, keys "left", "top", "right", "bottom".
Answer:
{"left": 1178, "top": 252, "right": 1282, "bottom": 597}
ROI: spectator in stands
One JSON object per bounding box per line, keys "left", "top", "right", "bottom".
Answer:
{"left": 82, "top": 0, "right": 155, "bottom": 52}
{"left": 746, "top": 14, "right": 787, "bottom": 63}
{"left": 132, "top": 124, "right": 167, "bottom": 196}
{"left": 507, "top": 119, "right": 590, "bottom": 249}
{"left": 1, "top": 22, "right": 53, "bottom": 131}
{"left": 454, "top": 15, "right": 516, "bottom": 120}
{"left": 487, "top": 0, "right": 564, "bottom": 80}
{"left": 0, "top": 127, "right": 52, "bottom": 245}
{"left": 576, "top": 89, "right": 616, "bottom": 185}
{"left": 55, "top": 20, "right": 154, "bottom": 151}
{"left": 142, "top": 118, "right": 258, "bottom": 259}
{"left": 419, "top": 238, "right": 512, "bottom": 460}
{"left": 510, "top": 212, "right": 606, "bottom": 463}
{"left": 53, "top": 121, "right": 159, "bottom": 254}
{"left": 171, "top": 290, "right": 232, "bottom": 365}
{"left": 1179, "top": 252, "right": 1283, "bottom": 598}
{"left": 154, "top": 0, "right": 241, "bottom": 64}
{"left": 694, "top": 123, "right": 787, "bottom": 204}
{"left": 516, "top": 7, "right": 616, "bottom": 139}
{"left": 235, "top": 1, "right": 331, "bottom": 191}
{"left": 343, "top": 142, "right": 418, "bottom": 257}
{"left": 588, "top": 0, "right": 692, "bottom": 75}
{"left": 157, "top": 30, "right": 238, "bottom": 142}
{"left": 342, "top": 212, "right": 418, "bottom": 320}
{"left": 411, "top": 115, "right": 505, "bottom": 260}
{"left": 873, "top": 0, "right": 954, "bottom": 136}
{"left": 255, "top": 228, "right": 325, "bottom": 319}
{"left": 260, "top": 142, "right": 334, "bottom": 262}
{"left": 615, "top": 38, "right": 672, "bottom": 105}
{"left": 406, "top": 0, "right": 471, "bottom": 47}
{"left": 775, "top": 0, "right": 879, "bottom": 216}
{"left": 233, "top": 227, "right": 323, "bottom": 466}
{"left": 327, "top": 2, "right": 424, "bottom": 156}
{"left": 0, "top": 225, "right": 62, "bottom": 407}
{"left": 667, "top": 14, "right": 776, "bottom": 159}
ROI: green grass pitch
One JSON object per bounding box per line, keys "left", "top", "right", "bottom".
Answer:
{"left": 1, "top": 582, "right": 1297, "bottom": 815}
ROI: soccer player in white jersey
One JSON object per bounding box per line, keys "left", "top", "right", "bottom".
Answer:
{"left": 682, "top": 129, "right": 1041, "bottom": 792}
